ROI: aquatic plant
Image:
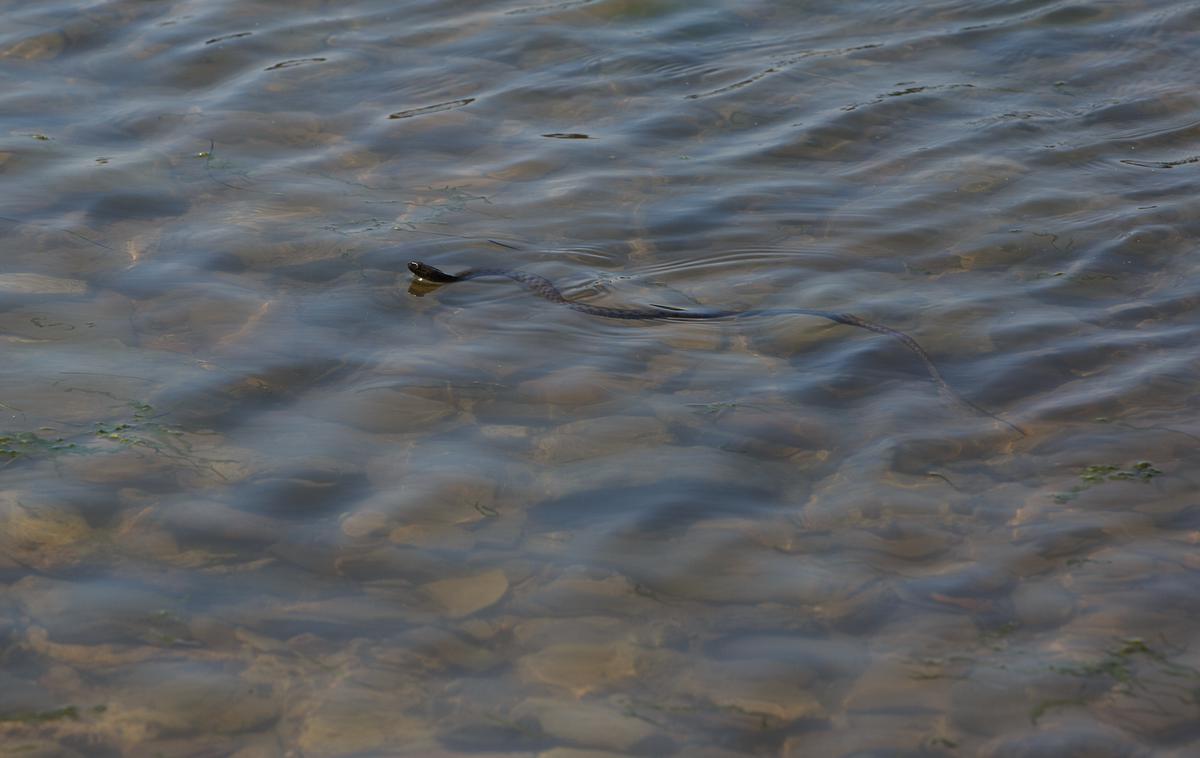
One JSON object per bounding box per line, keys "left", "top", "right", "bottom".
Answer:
{"left": 1052, "top": 461, "right": 1162, "bottom": 503}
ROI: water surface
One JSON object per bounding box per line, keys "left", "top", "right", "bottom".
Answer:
{"left": 2, "top": 0, "right": 1199, "bottom": 755}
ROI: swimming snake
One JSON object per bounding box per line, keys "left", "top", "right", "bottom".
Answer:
{"left": 408, "top": 261, "right": 1025, "bottom": 436}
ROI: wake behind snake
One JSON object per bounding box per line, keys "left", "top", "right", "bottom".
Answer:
{"left": 408, "top": 261, "right": 1025, "bottom": 437}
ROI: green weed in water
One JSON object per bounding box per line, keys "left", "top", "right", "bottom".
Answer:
{"left": 1035, "top": 638, "right": 1200, "bottom": 723}
{"left": 1052, "top": 461, "right": 1161, "bottom": 503}
{"left": 979, "top": 620, "right": 1021, "bottom": 651}
{"left": 1052, "top": 638, "right": 1198, "bottom": 682}
{"left": 0, "top": 706, "right": 79, "bottom": 723}
{"left": 1029, "top": 696, "right": 1089, "bottom": 725}
{"left": 95, "top": 401, "right": 183, "bottom": 452}
{"left": 0, "top": 401, "right": 181, "bottom": 463}
{"left": 0, "top": 431, "right": 81, "bottom": 459}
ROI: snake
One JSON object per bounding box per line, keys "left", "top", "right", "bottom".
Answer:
{"left": 408, "top": 261, "right": 1025, "bottom": 436}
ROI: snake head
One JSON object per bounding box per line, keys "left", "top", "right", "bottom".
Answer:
{"left": 408, "top": 261, "right": 460, "bottom": 283}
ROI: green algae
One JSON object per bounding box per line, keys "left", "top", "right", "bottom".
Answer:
{"left": 1052, "top": 461, "right": 1162, "bottom": 503}
{"left": 0, "top": 431, "right": 81, "bottom": 459}
{"left": 0, "top": 706, "right": 79, "bottom": 724}
{"left": 1029, "top": 696, "right": 1089, "bottom": 725}
{"left": 0, "top": 401, "right": 185, "bottom": 465}
{"left": 1033, "top": 638, "right": 1200, "bottom": 725}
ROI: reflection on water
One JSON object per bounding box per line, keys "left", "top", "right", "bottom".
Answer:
{"left": 2, "top": 0, "right": 1199, "bottom": 754}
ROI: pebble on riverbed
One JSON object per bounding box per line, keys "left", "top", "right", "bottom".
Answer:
{"left": 0, "top": 273, "right": 86, "bottom": 296}
{"left": 422, "top": 568, "right": 510, "bottom": 618}
{"left": 0, "top": 492, "right": 93, "bottom": 571}
{"left": 511, "top": 696, "right": 673, "bottom": 754}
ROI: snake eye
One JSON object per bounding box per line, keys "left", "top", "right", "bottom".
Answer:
{"left": 408, "top": 261, "right": 434, "bottom": 279}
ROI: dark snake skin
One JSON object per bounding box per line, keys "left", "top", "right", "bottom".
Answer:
{"left": 408, "top": 261, "right": 1025, "bottom": 436}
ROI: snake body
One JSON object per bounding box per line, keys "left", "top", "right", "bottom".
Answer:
{"left": 408, "top": 261, "right": 1024, "bottom": 436}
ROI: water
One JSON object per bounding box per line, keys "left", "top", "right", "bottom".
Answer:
{"left": 2, "top": 0, "right": 1198, "bottom": 754}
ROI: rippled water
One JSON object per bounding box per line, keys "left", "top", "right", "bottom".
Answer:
{"left": 2, "top": 0, "right": 1199, "bottom": 755}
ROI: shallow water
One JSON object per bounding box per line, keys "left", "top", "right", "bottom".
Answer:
{"left": 2, "top": 0, "right": 1199, "bottom": 755}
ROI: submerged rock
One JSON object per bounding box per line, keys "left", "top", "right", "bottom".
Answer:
{"left": 0, "top": 491, "right": 93, "bottom": 570}
{"left": 103, "top": 661, "right": 280, "bottom": 739}
{"left": 978, "top": 723, "right": 1144, "bottom": 758}
{"left": 388, "top": 522, "right": 477, "bottom": 550}
{"left": 1010, "top": 579, "right": 1076, "bottom": 630}
{"left": 512, "top": 697, "right": 672, "bottom": 753}
{"left": 308, "top": 385, "right": 458, "bottom": 434}
{"left": 422, "top": 568, "right": 509, "bottom": 618}
{"left": 383, "top": 626, "right": 502, "bottom": 673}
{"left": 677, "top": 660, "right": 827, "bottom": 723}
{"left": 339, "top": 508, "right": 389, "bottom": 538}
{"left": 515, "top": 567, "right": 654, "bottom": 617}
{"left": 537, "top": 749, "right": 632, "bottom": 758}
{"left": 10, "top": 576, "right": 176, "bottom": 644}
{"left": 533, "top": 415, "right": 671, "bottom": 464}
{"left": 0, "top": 273, "right": 86, "bottom": 295}
{"left": 516, "top": 366, "right": 628, "bottom": 407}
{"left": 436, "top": 717, "right": 547, "bottom": 753}
{"left": 291, "top": 684, "right": 434, "bottom": 758}
{"left": 516, "top": 642, "right": 640, "bottom": 697}
{"left": 0, "top": 31, "right": 67, "bottom": 60}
